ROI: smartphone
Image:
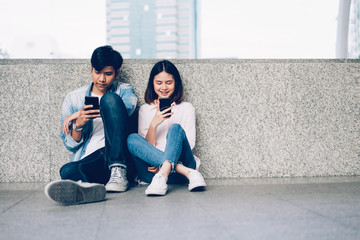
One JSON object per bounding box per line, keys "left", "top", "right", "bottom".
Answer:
{"left": 159, "top": 98, "right": 172, "bottom": 118}
{"left": 85, "top": 96, "right": 99, "bottom": 115}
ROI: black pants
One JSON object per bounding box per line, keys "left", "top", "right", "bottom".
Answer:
{"left": 59, "top": 92, "right": 132, "bottom": 184}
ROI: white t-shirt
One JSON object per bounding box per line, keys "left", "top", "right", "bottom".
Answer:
{"left": 81, "top": 93, "right": 105, "bottom": 159}
{"left": 138, "top": 100, "right": 200, "bottom": 169}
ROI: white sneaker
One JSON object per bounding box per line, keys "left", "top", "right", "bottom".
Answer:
{"left": 44, "top": 180, "right": 106, "bottom": 205}
{"left": 105, "top": 166, "right": 128, "bottom": 192}
{"left": 188, "top": 170, "right": 206, "bottom": 191}
{"left": 145, "top": 173, "right": 168, "bottom": 196}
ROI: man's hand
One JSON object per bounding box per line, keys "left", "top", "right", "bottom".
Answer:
{"left": 73, "top": 105, "right": 100, "bottom": 130}
{"left": 62, "top": 111, "right": 80, "bottom": 134}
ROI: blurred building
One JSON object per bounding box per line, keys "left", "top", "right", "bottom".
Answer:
{"left": 348, "top": 0, "right": 360, "bottom": 58}
{"left": 106, "top": 0, "right": 198, "bottom": 59}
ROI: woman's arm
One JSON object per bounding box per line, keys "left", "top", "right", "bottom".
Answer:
{"left": 140, "top": 102, "right": 173, "bottom": 146}
{"left": 182, "top": 103, "right": 196, "bottom": 149}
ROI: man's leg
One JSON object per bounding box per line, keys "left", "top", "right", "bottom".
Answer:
{"left": 100, "top": 92, "right": 130, "bottom": 191}
{"left": 60, "top": 148, "right": 109, "bottom": 184}
{"left": 46, "top": 149, "right": 108, "bottom": 205}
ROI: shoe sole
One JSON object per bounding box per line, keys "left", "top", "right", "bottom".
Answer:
{"left": 188, "top": 181, "right": 206, "bottom": 191}
{"left": 45, "top": 180, "right": 106, "bottom": 205}
{"left": 145, "top": 188, "right": 167, "bottom": 196}
{"left": 105, "top": 183, "right": 127, "bottom": 192}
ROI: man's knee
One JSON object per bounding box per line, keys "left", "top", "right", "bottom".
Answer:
{"left": 59, "top": 162, "right": 83, "bottom": 181}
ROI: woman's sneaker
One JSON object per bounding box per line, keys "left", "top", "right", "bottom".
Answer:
{"left": 105, "top": 166, "right": 128, "bottom": 192}
{"left": 44, "top": 180, "right": 106, "bottom": 205}
{"left": 188, "top": 170, "right": 206, "bottom": 191}
{"left": 145, "top": 173, "right": 168, "bottom": 196}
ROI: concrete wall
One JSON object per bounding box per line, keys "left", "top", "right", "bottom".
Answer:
{"left": 0, "top": 59, "right": 359, "bottom": 182}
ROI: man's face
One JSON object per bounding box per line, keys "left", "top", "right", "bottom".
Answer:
{"left": 91, "top": 66, "right": 117, "bottom": 95}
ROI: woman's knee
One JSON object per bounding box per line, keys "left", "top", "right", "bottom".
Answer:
{"left": 168, "top": 123, "right": 185, "bottom": 137}
{"left": 127, "top": 133, "right": 142, "bottom": 153}
{"left": 169, "top": 123, "right": 184, "bottom": 133}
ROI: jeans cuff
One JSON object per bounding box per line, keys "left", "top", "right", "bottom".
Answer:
{"left": 109, "top": 163, "right": 127, "bottom": 170}
{"left": 161, "top": 161, "right": 175, "bottom": 173}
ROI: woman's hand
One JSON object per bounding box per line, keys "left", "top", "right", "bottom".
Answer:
{"left": 148, "top": 165, "right": 159, "bottom": 173}
{"left": 73, "top": 105, "right": 101, "bottom": 130}
{"left": 149, "top": 102, "right": 173, "bottom": 128}
{"left": 62, "top": 111, "right": 80, "bottom": 134}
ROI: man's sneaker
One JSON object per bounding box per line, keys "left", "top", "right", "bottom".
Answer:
{"left": 145, "top": 173, "right": 168, "bottom": 196}
{"left": 44, "top": 180, "right": 106, "bottom": 205}
{"left": 188, "top": 170, "right": 206, "bottom": 191}
{"left": 105, "top": 166, "right": 128, "bottom": 192}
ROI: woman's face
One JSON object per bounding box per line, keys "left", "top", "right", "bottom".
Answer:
{"left": 153, "top": 71, "right": 175, "bottom": 99}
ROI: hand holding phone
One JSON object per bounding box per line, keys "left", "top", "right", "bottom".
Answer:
{"left": 85, "top": 96, "right": 100, "bottom": 116}
{"left": 159, "top": 98, "right": 172, "bottom": 118}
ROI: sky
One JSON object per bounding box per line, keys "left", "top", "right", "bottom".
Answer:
{"left": 0, "top": 0, "right": 339, "bottom": 59}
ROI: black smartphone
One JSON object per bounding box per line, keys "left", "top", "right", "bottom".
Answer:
{"left": 85, "top": 96, "right": 99, "bottom": 115}
{"left": 159, "top": 98, "right": 172, "bottom": 118}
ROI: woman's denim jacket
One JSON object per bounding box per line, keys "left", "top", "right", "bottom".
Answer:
{"left": 60, "top": 81, "right": 138, "bottom": 162}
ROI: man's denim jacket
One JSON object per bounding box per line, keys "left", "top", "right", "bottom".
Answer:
{"left": 60, "top": 81, "right": 138, "bottom": 162}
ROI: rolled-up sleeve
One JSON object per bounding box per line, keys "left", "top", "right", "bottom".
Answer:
{"left": 60, "top": 95, "right": 84, "bottom": 152}
{"left": 120, "top": 83, "right": 138, "bottom": 116}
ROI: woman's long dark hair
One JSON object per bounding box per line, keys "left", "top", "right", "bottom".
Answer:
{"left": 144, "top": 60, "right": 184, "bottom": 104}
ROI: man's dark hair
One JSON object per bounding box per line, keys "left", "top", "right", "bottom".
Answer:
{"left": 91, "top": 45, "right": 123, "bottom": 72}
{"left": 144, "top": 60, "right": 184, "bottom": 104}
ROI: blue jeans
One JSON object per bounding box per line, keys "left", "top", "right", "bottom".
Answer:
{"left": 127, "top": 124, "right": 196, "bottom": 184}
{"left": 60, "top": 92, "right": 131, "bottom": 184}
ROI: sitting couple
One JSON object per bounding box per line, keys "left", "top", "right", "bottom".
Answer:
{"left": 45, "top": 45, "right": 206, "bottom": 205}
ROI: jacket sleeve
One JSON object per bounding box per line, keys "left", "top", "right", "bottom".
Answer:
{"left": 120, "top": 83, "right": 138, "bottom": 116}
{"left": 60, "top": 94, "right": 84, "bottom": 152}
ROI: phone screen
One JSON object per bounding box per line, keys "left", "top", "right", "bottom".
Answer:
{"left": 159, "top": 98, "right": 172, "bottom": 118}
{"left": 85, "top": 96, "right": 99, "bottom": 112}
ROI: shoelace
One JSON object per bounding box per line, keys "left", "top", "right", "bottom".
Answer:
{"left": 110, "top": 167, "right": 124, "bottom": 183}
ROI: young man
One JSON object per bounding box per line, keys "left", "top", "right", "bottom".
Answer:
{"left": 45, "top": 45, "right": 137, "bottom": 205}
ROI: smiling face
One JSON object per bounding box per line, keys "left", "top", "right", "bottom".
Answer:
{"left": 91, "top": 66, "right": 118, "bottom": 95}
{"left": 153, "top": 71, "right": 175, "bottom": 99}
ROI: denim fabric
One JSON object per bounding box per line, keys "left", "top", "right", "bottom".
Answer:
{"left": 127, "top": 124, "right": 196, "bottom": 183}
{"left": 60, "top": 81, "right": 137, "bottom": 162}
{"left": 60, "top": 147, "right": 110, "bottom": 184}
{"left": 59, "top": 93, "right": 132, "bottom": 184}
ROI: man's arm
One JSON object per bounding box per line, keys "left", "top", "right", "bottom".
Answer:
{"left": 119, "top": 83, "right": 138, "bottom": 116}
{"left": 60, "top": 95, "right": 84, "bottom": 152}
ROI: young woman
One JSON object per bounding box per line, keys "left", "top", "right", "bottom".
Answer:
{"left": 127, "top": 60, "right": 206, "bottom": 196}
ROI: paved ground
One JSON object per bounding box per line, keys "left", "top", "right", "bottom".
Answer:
{"left": 1, "top": 177, "right": 359, "bottom": 240}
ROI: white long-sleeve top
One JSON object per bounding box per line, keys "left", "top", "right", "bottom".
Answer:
{"left": 138, "top": 100, "right": 200, "bottom": 169}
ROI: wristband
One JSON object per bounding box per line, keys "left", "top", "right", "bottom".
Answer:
{"left": 73, "top": 124, "right": 83, "bottom": 132}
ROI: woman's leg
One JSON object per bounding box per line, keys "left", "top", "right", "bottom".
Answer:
{"left": 162, "top": 124, "right": 196, "bottom": 176}
{"left": 131, "top": 156, "right": 156, "bottom": 183}
{"left": 127, "top": 133, "right": 166, "bottom": 167}
{"left": 127, "top": 133, "right": 166, "bottom": 183}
